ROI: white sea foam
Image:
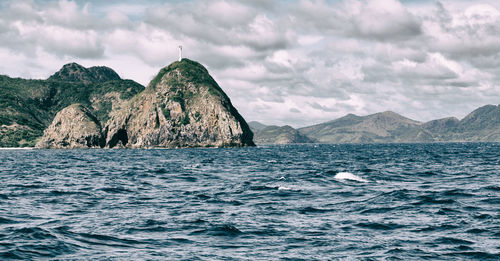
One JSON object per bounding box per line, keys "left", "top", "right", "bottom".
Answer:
{"left": 334, "top": 172, "right": 369, "bottom": 183}
{"left": 278, "top": 186, "right": 292, "bottom": 191}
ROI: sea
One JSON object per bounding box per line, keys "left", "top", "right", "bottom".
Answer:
{"left": 0, "top": 143, "right": 499, "bottom": 260}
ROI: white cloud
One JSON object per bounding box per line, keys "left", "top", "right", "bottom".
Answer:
{"left": 425, "top": 2, "right": 500, "bottom": 58}
{"left": 105, "top": 24, "right": 178, "bottom": 66}
{"left": 1, "top": 0, "right": 500, "bottom": 127}
{"left": 347, "top": 0, "right": 422, "bottom": 40}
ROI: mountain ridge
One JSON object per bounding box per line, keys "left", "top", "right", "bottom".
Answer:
{"left": 249, "top": 122, "right": 314, "bottom": 144}
{"left": 251, "top": 105, "right": 500, "bottom": 144}
{"left": 296, "top": 106, "right": 500, "bottom": 143}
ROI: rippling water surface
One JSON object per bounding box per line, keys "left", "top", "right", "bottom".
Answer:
{"left": 1, "top": 143, "right": 499, "bottom": 260}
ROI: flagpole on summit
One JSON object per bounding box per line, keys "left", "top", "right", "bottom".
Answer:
{"left": 178, "top": 46, "right": 182, "bottom": 61}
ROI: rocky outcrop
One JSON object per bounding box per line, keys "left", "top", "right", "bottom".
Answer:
{"left": 36, "top": 59, "right": 254, "bottom": 148}
{"left": 35, "top": 104, "right": 104, "bottom": 148}
{"left": 103, "top": 59, "right": 254, "bottom": 148}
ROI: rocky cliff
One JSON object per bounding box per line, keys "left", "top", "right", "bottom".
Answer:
{"left": 36, "top": 59, "right": 254, "bottom": 148}
{"left": 36, "top": 104, "right": 104, "bottom": 148}
{"left": 103, "top": 59, "right": 254, "bottom": 148}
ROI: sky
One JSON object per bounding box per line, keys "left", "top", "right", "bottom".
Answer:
{"left": 1, "top": 0, "right": 500, "bottom": 127}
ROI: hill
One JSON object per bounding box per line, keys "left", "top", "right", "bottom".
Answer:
{"left": 36, "top": 59, "right": 255, "bottom": 148}
{"left": 249, "top": 122, "right": 314, "bottom": 144}
{"left": 429, "top": 105, "right": 500, "bottom": 141}
{"left": 0, "top": 64, "right": 144, "bottom": 147}
{"left": 298, "top": 111, "right": 433, "bottom": 143}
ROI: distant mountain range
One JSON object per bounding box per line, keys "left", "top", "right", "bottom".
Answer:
{"left": 248, "top": 122, "right": 314, "bottom": 144}
{"left": 251, "top": 105, "right": 500, "bottom": 144}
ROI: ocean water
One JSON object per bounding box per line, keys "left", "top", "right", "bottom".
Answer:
{"left": 0, "top": 143, "right": 499, "bottom": 260}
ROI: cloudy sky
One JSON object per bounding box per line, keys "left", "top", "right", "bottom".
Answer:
{"left": 1, "top": 0, "right": 500, "bottom": 127}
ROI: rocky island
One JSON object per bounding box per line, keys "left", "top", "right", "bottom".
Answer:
{"left": 0, "top": 59, "right": 254, "bottom": 148}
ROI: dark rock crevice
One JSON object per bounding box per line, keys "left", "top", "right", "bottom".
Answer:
{"left": 108, "top": 129, "right": 128, "bottom": 148}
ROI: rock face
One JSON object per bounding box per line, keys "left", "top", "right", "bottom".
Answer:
{"left": 103, "top": 59, "right": 254, "bottom": 148}
{"left": 35, "top": 104, "right": 104, "bottom": 148}
{"left": 35, "top": 59, "right": 254, "bottom": 148}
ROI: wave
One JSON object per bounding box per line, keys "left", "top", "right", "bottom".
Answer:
{"left": 333, "top": 172, "right": 369, "bottom": 182}
{"left": 190, "top": 224, "right": 243, "bottom": 237}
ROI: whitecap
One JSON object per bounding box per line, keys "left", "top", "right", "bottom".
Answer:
{"left": 334, "top": 172, "right": 369, "bottom": 183}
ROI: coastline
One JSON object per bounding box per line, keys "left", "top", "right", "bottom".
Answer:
{"left": 0, "top": 147, "right": 34, "bottom": 150}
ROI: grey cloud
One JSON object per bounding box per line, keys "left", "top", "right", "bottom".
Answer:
{"left": 234, "top": 0, "right": 276, "bottom": 10}
{"left": 2, "top": 0, "right": 500, "bottom": 127}
{"left": 290, "top": 0, "right": 421, "bottom": 42}
{"left": 0, "top": 0, "right": 106, "bottom": 59}
{"left": 427, "top": 2, "right": 500, "bottom": 59}
{"left": 195, "top": 51, "right": 247, "bottom": 70}
{"left": 396, "top": 67, "right": 457, "bottom": 81}
{"left": 446, "top": 81, "right": 476, "bottom": 88}
{"left": 466, "top": 53, "right": 500, "bottom": 69}
{"left": 144, "top": 1, "right": 291, "bottom": 52}
{"left": 0, "top": 20, "right": 7, "bottom": 33}
{"left": 2, "top": 1, "right": 43, "bottom": 23}
{"left": 349, "top": 13, "right": 421, "bottom": 41}
{"left": 258, "top": 90, "right": 286, "bottom": 103}
{"left": 308, "top": 102, "right": 338, "bottom": 112}
{"left": 44, "top": 38, "right": 104, "bottom": 58}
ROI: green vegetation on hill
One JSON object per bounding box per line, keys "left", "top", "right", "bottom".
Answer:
{"left": 149, "top": 59, "right": 228, "bottom": 100}
{"left": 249, "top": 122, "right": 314, "bottom": 144}
{"left": 297, "top": 106, "right": 500, "bottom": 143}
{"left": 298, "top": 111, "right": 431, "bottom": 143}
{"left": 0, "top": 64, "right": 144, "bottom": 147}
{"left": 48, "top": 63, "right": 121, "bottom": 83}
